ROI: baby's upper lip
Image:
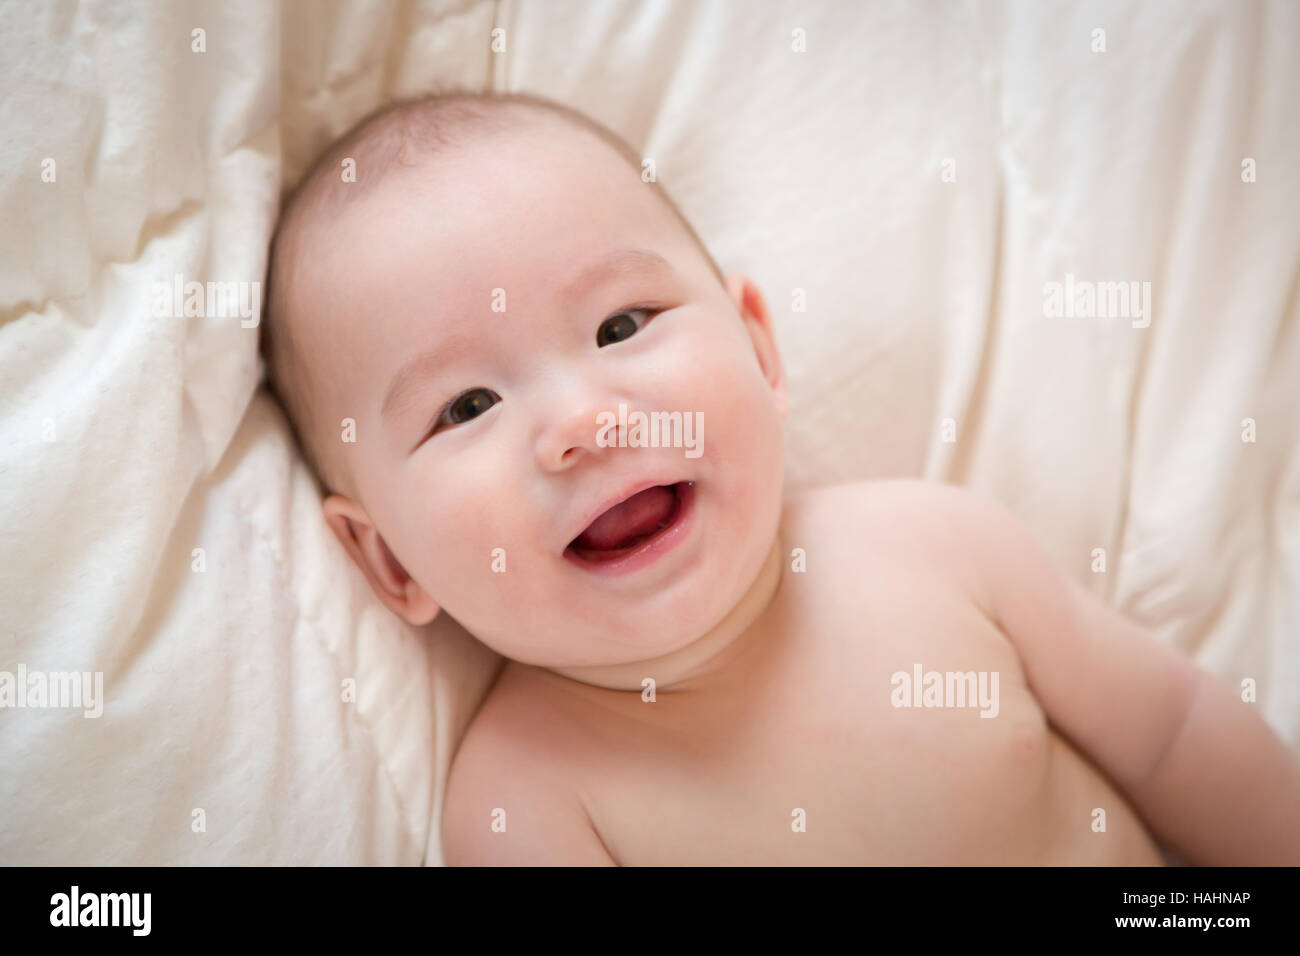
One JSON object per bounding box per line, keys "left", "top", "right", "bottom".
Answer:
{"left": 563, "top": 476, "right": 685, "bottom": 552}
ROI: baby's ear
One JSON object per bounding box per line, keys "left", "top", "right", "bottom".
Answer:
{"left": 725, "top": 272, "right": 787, "bottom": 421}
{"left": 321, "top": 495, "right": 440, "bottom": 626}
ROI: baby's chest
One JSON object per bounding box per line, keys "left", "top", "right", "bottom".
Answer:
{"left": 584, "top": 605, "right": 1061, "bottom": 864}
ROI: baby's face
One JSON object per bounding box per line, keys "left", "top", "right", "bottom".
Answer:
{"left": 306, "top": 124, "right": 786, "bottom": 668}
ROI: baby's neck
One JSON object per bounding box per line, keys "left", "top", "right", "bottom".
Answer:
{"left": 545, "top": 534, "right": 785, "bottom": 693}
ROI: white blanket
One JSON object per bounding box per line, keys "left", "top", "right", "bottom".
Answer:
{"left": 1, "top": 0, "right": 1295, "bottom": 865}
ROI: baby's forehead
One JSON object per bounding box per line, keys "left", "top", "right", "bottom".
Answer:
{"left": 276, "top": 103, "right": 720, "bottom": 387}
{"left": 287, "top": 98, "right": 714, "bottom": 295}
{"left": 310, "top": 137, "right": 683, "bottom": 295}
{"left": 318, "top": 108, "right": 628, "bottom": 220}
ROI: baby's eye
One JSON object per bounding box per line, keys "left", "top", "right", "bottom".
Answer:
{"left": 438, "top": 387, "right": 500, "bottom": 430}
{"left": 596, "top": 307, "right": 656, "bottom": 347}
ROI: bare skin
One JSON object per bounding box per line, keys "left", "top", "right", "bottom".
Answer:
{"left": 273, "top": 104, "right": 1300, "bottom": 866}
{"left": 444, "top": 481, "right": 1184, "bottom": 865}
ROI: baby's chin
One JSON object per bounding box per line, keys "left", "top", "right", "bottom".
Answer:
{"left": 443, "top": 461, "right": 785, "bottom": 670}
{"left": 491, "top": 529, "right": 781, "bottom": 674}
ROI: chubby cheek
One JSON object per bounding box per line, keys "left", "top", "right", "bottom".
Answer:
{"left": 652, "top": 324, "right": 784, "bottom": 570}
{"left": 399, "top": 477, "right": 553, "bottom": 635}
{"left": 710, "top": 397, "right": 783, "bottom": 557}
{"left": 678, "top": 328, "right": 782, "bottom": 474}
{"left": 395, "top": 476, "right": 517, "bottom": 608}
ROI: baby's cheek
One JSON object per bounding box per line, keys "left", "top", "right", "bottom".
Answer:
{"left": 698, "top": 353, "right": 781, "bottom": 452}
{"left": 438, "top": 510, "right": 507, "bottom": 575}
{"left": 426, "top": 507, "right": 540, "bottom": 613}
{"left": 694, "top": 346, "right": 785, "bottom": 523}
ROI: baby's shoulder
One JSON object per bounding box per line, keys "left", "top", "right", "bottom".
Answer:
{"left": 441, "top": 663, "right": 611, "bottom": 864}
{"left": 783, "top": 477, "right": 986, "bottom": 545}
{"left": 780, "top": 478, "right": 995, "bottom": 589}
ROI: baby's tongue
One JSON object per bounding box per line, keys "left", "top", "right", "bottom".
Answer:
{"left": 574, "top": 485, "right": 675, "bottom": 551}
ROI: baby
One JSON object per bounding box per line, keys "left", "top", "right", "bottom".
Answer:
{"left": 262, "top": 90, "right": 1300, "bottom": 865}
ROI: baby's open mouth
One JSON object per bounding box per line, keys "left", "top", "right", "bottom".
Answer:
{"left": 566, "top": 481, "right": 689, "bottom": 563}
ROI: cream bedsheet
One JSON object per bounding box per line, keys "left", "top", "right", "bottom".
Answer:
{"left": 1, "top": 0, "right": 1295, "bottom": 865}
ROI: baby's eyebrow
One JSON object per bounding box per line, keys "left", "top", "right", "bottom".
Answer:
{"left": 381, "top": 248, "right": 675, "bottom": 424}
{"left": 559, "top": 247, "right": 674, "bottom": 305}
{"left": 381, "top": 334, "right": 478, "bottom": 424}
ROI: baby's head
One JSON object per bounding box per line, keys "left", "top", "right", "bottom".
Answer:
{"left": 262, "top": 90, "right": 787, "bottom": 672}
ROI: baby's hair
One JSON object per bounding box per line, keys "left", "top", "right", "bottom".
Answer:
{"left": 262, "top": 87, "right": 725, "bottom": 496}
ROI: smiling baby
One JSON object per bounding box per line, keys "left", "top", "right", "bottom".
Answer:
{"left": 261, "top": 90, "right": 1300, "bottom": 865}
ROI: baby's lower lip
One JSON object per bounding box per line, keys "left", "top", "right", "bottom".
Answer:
{"left": 564, "top": 481, "right": 696, "bottom": 576}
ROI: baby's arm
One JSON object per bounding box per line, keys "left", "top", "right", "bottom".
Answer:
{"left": 928, "top": 483, "right": 1300, "bottom": 864}
{"left": 441, "top": 713, "right": 617, "bottom": 866}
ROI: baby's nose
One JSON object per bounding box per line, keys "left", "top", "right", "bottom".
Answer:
{"left": 534, "top": 386, "right": 627, "bottom": 472}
